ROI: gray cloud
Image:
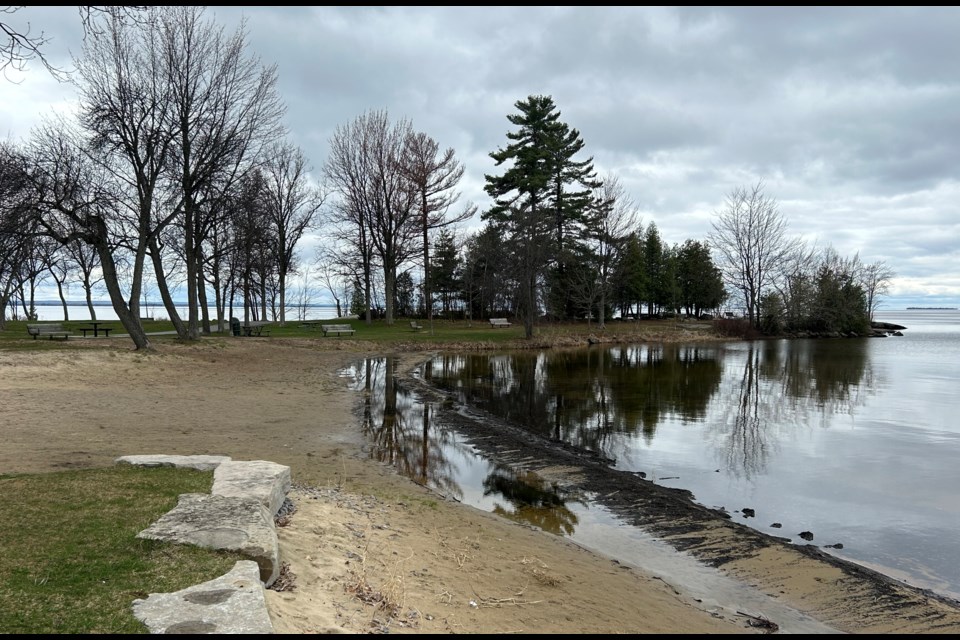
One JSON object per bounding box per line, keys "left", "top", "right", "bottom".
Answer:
{"left": 3, "top": 6, "right": 958, "bottom": 308}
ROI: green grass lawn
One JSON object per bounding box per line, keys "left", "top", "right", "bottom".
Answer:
{"left": 0, "top": 465, "right": 248, "bottom": 634}
{"left": 1, "top": 315, "right": 708, "bottom": 350}
{"left": 0, "top": 316, "right": 531, "bottom": 348}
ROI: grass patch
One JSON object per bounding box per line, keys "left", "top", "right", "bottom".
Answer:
{"left": 0, "top": 316, "right": 720, "bottom": 350}
{"left": 0, "top": 317, "right": 531, "bottom": 348}
{"left": 0, "top": 465, "right": 248, "bottom": 634}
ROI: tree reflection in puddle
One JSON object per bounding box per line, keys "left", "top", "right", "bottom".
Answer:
{"left": 343, "top": 355, "right": 585, "bottom": 535}
{"left": 483, "top": 468, "right": 580, "bottom": 536}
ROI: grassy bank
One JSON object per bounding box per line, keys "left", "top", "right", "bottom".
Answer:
{"left": 0, "top": 316, "right": 721, "bottom": 350}
{"left": 0, "top": 466, "right": 247, "bottom": 634}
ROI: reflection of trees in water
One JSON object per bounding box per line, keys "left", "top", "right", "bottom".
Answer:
{"left": 603, "top": 345, "right": 723, "bottom": 443}
{"left": 720, "top": 344, "right": 771, "bottom": 479}
{"left": 422, "top": 341, "right": 876, "bottom": 481}
{"left": 349, "top": 355, "right": 584, "bottom": 535}
{"left": 804, "top": 340, "right": 873, "bottom": 418}
{"left": 483, "top": 466, "right": 581, "bottom": 536}
{"left": 351, "top": 356, "right": 468, "bottom": 501}
{"left": 711, "top": 339, "right": 874, "bottom": 478}
{"left": 759, "top": 339, "right": 872, "bottom": 417}
{"left": 423, "top": 346, "right": 723, "bottom": 458}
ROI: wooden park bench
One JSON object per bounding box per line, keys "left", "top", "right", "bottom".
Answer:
{"left": 26, "top": 323, "right": 73, "bottom": 340}
{"left": 489, "top": 318, "right": 512, "bottom": 328}
{"left": 410, "top": 320, "right": 423, "bottom": 332}
{"left": 321, "top": 323, "right": 355, "bottom": 337}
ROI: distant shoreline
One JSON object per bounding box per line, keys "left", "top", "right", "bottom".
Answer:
{"left": 905, "top": 307, "right": 958, "bottom": 310}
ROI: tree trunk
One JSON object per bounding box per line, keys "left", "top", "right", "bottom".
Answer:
{"left": 212, "top": 267, "right": 223, "bottom": 332}
{"left": 84, "top": 275, "right": 97, "bottom": 321}
{"left": 422, "top": 197, "right": 431, "bottom": 331}
{"left": 364, "top": 262, "right": 372, "bottom": 324}
{"left": 96, "top": 244, "right": 151, "bottom": 350}
{"left": 524, "top": 271, "right": 535, "bottom": 339}
{"left": 184, "top": 206, "right": 200, "bottom": 340}
{"left": 0, "top": 292, "right": 10, "bottom": 330}
{"left": 383, "top": 263, "right": 395, "bottom": 326}
{"left": 56, "top": 278, "right": 69, "bottom": 321}
{"left": 198, "top": 267, "right": 211, "bottom": 335}
{"left": 278, "top": 265, "right": 287, "bottom": 327}
{"left": 149, "top": 237, "right": 186, "bottom": 337}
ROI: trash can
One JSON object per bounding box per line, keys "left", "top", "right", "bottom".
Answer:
{"left": 230, "top": 317, "right": 241, "bottom": 337}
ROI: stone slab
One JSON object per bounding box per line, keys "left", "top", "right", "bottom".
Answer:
{"left": 212, "top": 460, "right": 291, "bottom": 517}
{"left": 132, "top": 560, "right": 274, "bottom": 634}
{"left": 116, "top": 454, "right": 232, "bottom": 471}
{"left": 137, "top": 493, "right": 280, "bottom": 586}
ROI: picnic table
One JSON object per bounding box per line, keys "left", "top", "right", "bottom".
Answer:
{"left": 241, "top": 321, "right": 271, "bottom": 337}
{"left": 299, "top": 321, "right": 325, "bottom": 330}
{"left": 79, "top": 320, "right": 112, "bottom": 337}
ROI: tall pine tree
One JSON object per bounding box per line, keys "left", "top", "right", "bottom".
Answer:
{"left": 483, "top": 95, "right": 598, "bottom": 337}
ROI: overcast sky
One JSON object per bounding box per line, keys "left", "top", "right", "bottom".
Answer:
{"left": 3, "top": 6, "right": 959, "bottom": 309}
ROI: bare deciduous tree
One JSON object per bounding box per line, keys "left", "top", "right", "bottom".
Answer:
{"left": 62, "top": 237, "right": 102, "bottom": 320}
{"left": 74, "top": 6, "right": 179, "bottom": 338}
{"left": 860, "top": 260, "right": 896, "bottom": 321}
{"left": 24, "top": 124, "right": 154, "bottom": 348}
{"left": 0, "top": 141, "right": 33, "bottom": 328}
{"left": 313, "top": 246, "right": 350, "bottom": 318}
{"left": 262, "top": 141, "right": 325, "bottom": 326}
{"left": 400, "top": 131, "right": 475, "bottom": 329}
{"left": 325, "top": 110, "right": 418, "bottom": 325}
{"left": 160, "top": 5, "right": 285, "bottom": 339}
{"left": 1, "top": 6, "right": 147, "bottom": 81}
{"left": 709, "top": 181, "right": 804, "bottom": 327}
{"left": 588, "top": 173, "right": 640, "bottom": 329}
{"left": 324, "top": 117, "right": 376, "bottom": 324}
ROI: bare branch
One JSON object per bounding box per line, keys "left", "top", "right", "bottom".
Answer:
{"left": 2, "top": 6, "right": 149, "bottom": 82}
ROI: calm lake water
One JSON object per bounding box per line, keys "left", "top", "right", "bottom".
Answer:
{"left": 344, "top": 309, "right": 960, "bottom": 603}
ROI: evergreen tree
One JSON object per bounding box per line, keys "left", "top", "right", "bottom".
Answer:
{"left": 394, "top": 270, "right": 416, "bottom": 318}
{"left": 483, "top": 95, "right": 598, "bottom": 337}
{"left": 461, "top": 224, "right": 511, "bottom": 320}
{"left": 430, "top": 229, "right": 461, "bottom": 317}
{"left": 675, "top": 239, "right": 726, "bottom": 317}
{"left": 612, "top": 230, "right": 647, "bottom": 319}
{"left": 643, "top": 223, "right": 666, "bottom": 315}
{"left": 349, "top": 279, "right": 366, "bottom": 317}
{"left": 543, "top": 105, "right": 601, "bottom": 320}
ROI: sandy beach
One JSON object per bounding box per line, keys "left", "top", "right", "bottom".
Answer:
{"left": 3, "top": 336, "right": 960, "bottom": 634}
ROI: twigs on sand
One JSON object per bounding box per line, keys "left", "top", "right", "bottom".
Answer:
{"left": 736, "top": 610, "right": 779, "bottom": 633}
{"left": 470, "top": 585, "right": 543, "bottom": 608}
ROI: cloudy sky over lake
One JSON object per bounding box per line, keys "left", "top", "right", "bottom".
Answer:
{"left": 3, "top": 6, "right": 958, "bottom": 309}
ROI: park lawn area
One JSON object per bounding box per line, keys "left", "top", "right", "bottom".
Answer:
{"left": 275, "top": 317, "right": 529, "bottom": 343}
{"left": 0, "top": 317, "right": 531, "bottom": 347}
{"left": 0, "top": 316, "right": 714, "bottom": 350}
{"left": 0, "top": 465, "right": 248, "bottom": 634}
{"left": 271, "top": 316, "right": 715, "bottom": 345}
